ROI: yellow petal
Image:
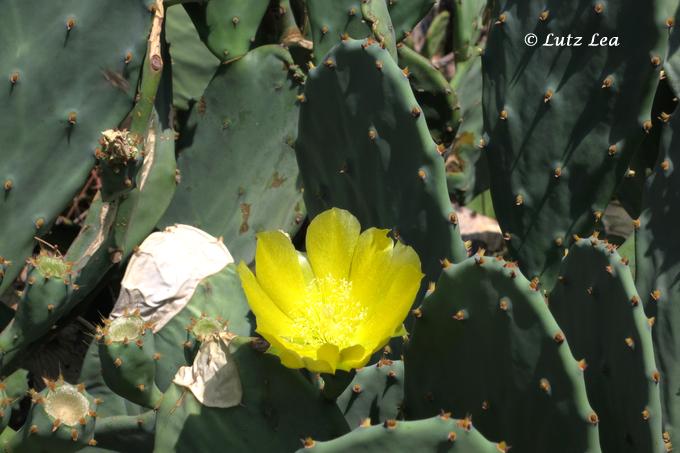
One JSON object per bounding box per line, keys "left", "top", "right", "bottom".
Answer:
{"left": 236, "top": 262, "right": 294, "bottom": 336}
{"left": 297, "top": 252, "right": 315, "bottom": 285}
{"left": 337, "top": 345, "right": 370, "bottom": 371}
{"left": 348, "top": 227, "right": 394, "bottom": 308}
{"left": 393, "top": 324, "right": 408, "bottom": 337}
{"left": 303, "top": 344, "right": 340, "bottom": 373}
{"left": 255, "top": 231, "right": 309, "bottom": 315}
{"left": 264, "top": 335, "right": 305, "bottom": 369}
{"left": 306, "top": 208, "right": 360, "bottom": 281}
{"left": 354, "top": 242, "right": 423, "bottom": 346}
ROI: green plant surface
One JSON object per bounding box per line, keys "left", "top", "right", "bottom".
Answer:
{"left": 483, "top": 0, "right": 672, "bottom": 289}
{"left": 636, "top": 94, "right": 680, "bottom": 443}
{"left": 336, "top": 359, "right": 404, "bottom": 428}
{"left": 158, "top": 45, "right": 305, "bottom": 265}
{"left": 298, "top": 415, "right": 501, "bottom": 453}
{"left": 397, "top": 44, "right": 459, "bottom": 146}
{"left": 550, "top": 237, "right": 663, "bottom": 453}
{"left": 154, "top": 337, "right": 349, "bottom": 452}
{"left": 405, "top": 254, "right": 601, "bottom": 452}
{"left": 296, "top": 38, "right": 467, "bottom": 286}
{"left": 0, "top": 0, "right": 153, "bottom": 296}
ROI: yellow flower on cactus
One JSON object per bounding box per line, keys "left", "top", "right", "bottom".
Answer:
{"left": 237, "top": 208, "right": 424, "bottom": 373}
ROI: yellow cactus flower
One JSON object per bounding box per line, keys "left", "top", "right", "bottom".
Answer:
{"left": 237, "top": 208, "right": 424, "bottom": 373}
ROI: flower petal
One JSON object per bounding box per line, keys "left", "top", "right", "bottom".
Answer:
{"left": 255, "top": 231, "right": 309, "bottom": 315}
{"left": 264, "top": 335, "right": 305, "bottom": 369}
{"left": 302, "top": 344, "right": 340, "bottom": 374}
{"left": 297, "top": 252, "right": 315, "bottom": 285}
{"left": 348, "top": 227, "right": 394, "bottom": 308}
{"left": 306, "top": 208, "right": 360, "bottom": 280}
{"left": 236, "top": 262, "right": 294, "bottom": 336}
{"left": 354, "top": 242, "right": 423, "bottom": 346}
{"left": 337, "top": 345, "right": 370, "bottom": 371}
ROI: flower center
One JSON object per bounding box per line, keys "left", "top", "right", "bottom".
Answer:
{"left": 286, "top": 275, "right": 366, "bottom": 349}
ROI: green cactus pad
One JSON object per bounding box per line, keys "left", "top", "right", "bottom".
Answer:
{"left": 98, "top": 314, "right": 163, "bottom": 409}
{"left": 296, "top": 38, "right": 467, "bottom": 285}
{"left": 397, "top": 44, "right": 459, "bottom": 146}
{"left": 337, "top": 359, "right": 404, "bottom": 429}
{"left": 423, "top": 11, "right": 449, "bottom": 59}
{"left": 483, "top": 0, "right": 670, "bottom": 289}
{"left": 387, "top": 0, "right": 435, "bottom": 42}
{"left": 165, "top": 5, "right": 220, "bottom": 111}
{"left": 549, "top": 237, "right": 663, "bottom": 453}
{"left": 0, "top": 0, "right": 152, "bottom": 296}
{"left": 450, "top": 0, "right": 487, "bottom": 61}
{"left": 154, "top": 264, "right": 253, "bottom": 390}
{"left": 112, "top": 124, "right": 177, "bottom": 258}
{"left": 307, "top": 0, "right": 397, "bottom": 64}
{"left": 158, "top": 45, "right": 305, "bottom": 265}
{"left": 0, "top": 257, "right": 75, "bottom": 366}
{"left": 405, "top": 255, "right": 601, "bottom": 452}
{"left": 447, "top": 54, "right": 488, "bottom": 204}
{"left": 297, "top": 415, "right": 501, "bottom": 453}
{"left": 8, "top": 381, "right": 97, "bottom": 452}
{"left": 636, "top": 96, "right": 680, "bottom": 443}
{"left": 154, "top": 337, "right": 349, "bottom": 452}
{"left": 183, "top": 0, "right": 270, "bottom": 62}
{"left": 81, "top": 411, "right": 156, "bottom": 453}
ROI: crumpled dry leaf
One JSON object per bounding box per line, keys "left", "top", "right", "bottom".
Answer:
{"left": 173, "top": 332, "right": 242, "bottom": 408}
{"left": 111, "top": 224, "right": 233, "bottom": 331}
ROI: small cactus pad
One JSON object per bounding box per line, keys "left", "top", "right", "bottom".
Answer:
{"left": 336, "top": 359, "right": 404, "bottom": 428}
{"left": 154, "top": 337, "right": 349, "bottom": 451}
{"left": 165, "top": 5, "right": 220, "bottom": 110}
{"left": 636, "top": 96, "right": 680, "bottom": 441}
{"left": 98, "top": 314, "right": 163, "bottom": 409}
{"left": 550, "top": 237, "right": 664, "bottom": 452}
{"left": 183, "top": 0, "right": 270, "bottom": 62}
{"left": 0, "top": 253, "right": 75, "bottom": 367}
{"left": 482, "top": 0, "right": 670, "bottom": 288}
{"left": 297, "top": 415, "right": 500, "bottom": 453}
{"left": 158, "top": 45, "right": 305, "bottom": 265}
{"left": 307, "top": 0, "right": 397, "bottom": 64}
{"left": 397, "top": 44, "right": 459, "bottom": 146}
{"left": 447, "top": 54, "right": 488, "bottom": 204}
{"left": 296, "top": 39, "right": 467, "bottom": 285}
{"left": 405, "top": 255, "right": 600, "bottom": 452}
{"left": 0, "top": 0, "right": 152, "bottom": 295}
{"left": 387, "top": 0, "right": 436, "bottom": 43}
{"left": 153, "top": 264, "right": 252, "bottom": 390}
{"left": 10, "top": 380, "right": 96, "bottom": 451}
{"left": 450, "top": 0, "right": 487, "bottom": 61}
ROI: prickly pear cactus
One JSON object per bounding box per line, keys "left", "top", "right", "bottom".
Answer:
{"left": 8, "top": 379, "right": 97, "bottom": 452}
{"left": 158, "top": 45, "right": 305, "bottom": 265}
{"left": 307, "top": 0, "right": 397, "bottom": 64}
{"left": 336, "top": 359, "right": 404, "bottom": 428}
{"left": 298, "top": 415, "right": 501, "bottom": 453}
{"left": 387, "top": 0, "right": 435, "bottom": 42}
{"left": 154, "top": 336, "right": 349, "bottom": 452}
{"left": 0, "top": 0, "right": 153, "bottom": 296}
{"left": 447, "top": 53, "right": 488, "bottom": 204}
{"left": 152, "top": 264, "right": 253, "bottom": 390}
{"left": 550, "top": 237, "right": 664, "bottom": 453}
{"left": 397, "top": 44, "right": 459, "bottom": 146}
{"left": 183, "top": 0, "right": 270, "bottom": 62}
{"left": 483, "top": 0, "right": 672, "bottom": 288}
{"left": 0, "top": 251, "right": 76, "bottom": 368}
{"left": 636, "top": 90, "right": 680, "bottom": 443}
{"left": 405, "top": 255, "right": 601, "bottom": 452}
{"left": 97, "top": 313, "right": 163, "bottom": 409}
{"left": 296, "top": 39, "right": 467, "bottom": 284}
